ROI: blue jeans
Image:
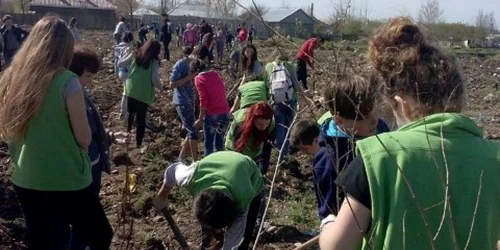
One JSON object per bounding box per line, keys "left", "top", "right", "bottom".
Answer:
{"left": 273, "top": 99, "right": 297, "bottom": 162}
{"left": 203, "top": 113, "right": 229, "bottom": 156}
{"left": 175, "top": 104, "right": 199, "bottom": 140}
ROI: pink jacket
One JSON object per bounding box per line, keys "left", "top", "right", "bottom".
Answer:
{"left": 194, "top": 70, "right": 229, "bottom": 115}
{"left": 183, "top": 29, "right": 197, "bottom": 47}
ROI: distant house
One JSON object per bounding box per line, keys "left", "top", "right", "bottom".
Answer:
{"left": 168, "top": 3, "right": 229, "bottom": 20}
{"left": 28, "top": 0, "right": 116, "bottom": 29}
{"left": 134, "top": 7, "right": 158, "bottom": 16}
{"left": 262, "top": 8, "right": 315, "bottom": 38}
{"left": 486, "top": 34, "right": 500, "bottom": 48}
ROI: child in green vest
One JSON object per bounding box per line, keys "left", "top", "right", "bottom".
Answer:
{"left": 263, "top": 48, "right": 313, "bottom": 163}
{"left": 153, "top": 151, "right": 264, "bottom": 250}
{"left": 229, "top": 75, "right": 269, "bottom": 113}
{"left": 320, "top": 17, "right": 500, "bottom": 250}
{"left": 0, "top": 16, "right": 112, "bottom": 249}
{"left": 225, "top": 101, "right": 276, "bottom": 174}
{"left": 117, "top": 39, "right": 164, "bottom": 147}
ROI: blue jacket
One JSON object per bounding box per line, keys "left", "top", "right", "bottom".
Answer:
{"left": 312, "top": 117, "right": 390, "bottom": 220}
{"left": 84, "top": 90, "right": 111, "bottom": 174}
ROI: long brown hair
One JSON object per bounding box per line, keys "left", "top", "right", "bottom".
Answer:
{"left": 135, "top": 40, "right": 161, "bottom": 68}
{"left": 0, "top": 16, "right": 75, "bottom": 141}
{"left": 241, "top": 44, "right": 258, "bottom": 72}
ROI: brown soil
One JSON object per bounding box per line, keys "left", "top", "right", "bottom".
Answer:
{"left": 1, "top": 30, "right": 499, "bottom": 250}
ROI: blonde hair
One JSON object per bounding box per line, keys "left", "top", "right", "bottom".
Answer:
{"left": 0, "top": 16, "right": 75, "bottom": 141}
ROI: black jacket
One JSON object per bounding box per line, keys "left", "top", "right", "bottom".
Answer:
{"left": 0, "top": 25, "right": 29, "bottom": 51}
{"left": 160, "top": 19, "right": 172, "bottom": 41}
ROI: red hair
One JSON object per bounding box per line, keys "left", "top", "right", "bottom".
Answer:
{"left": 236, "top": 102, "right": 274, "bottom": 152}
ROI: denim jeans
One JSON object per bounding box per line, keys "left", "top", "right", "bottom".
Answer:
{"left": 273, "top": 99, "right": 297, "bottom": 163}
{"left": 203, "top": 113, "right": 229, "bottom": 156}
{"left": 175, "top": 104, "right": 199, "bottom": 140}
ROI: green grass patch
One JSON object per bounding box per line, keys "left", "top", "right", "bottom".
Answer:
{"left": 451, "top": 47, "right": 500, "bottom": 57}
{"left": 287, "top": 193, "right": 318, "bottom": 230}
{"left": 6, "top": 163, "right": 14, "bottom": 177}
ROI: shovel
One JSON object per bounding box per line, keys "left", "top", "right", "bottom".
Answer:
{"left": 292, "top": 235, "right": 320, "bottom": 250}
{"left": 160, "top": 207, "right": 189, "bottom": 249}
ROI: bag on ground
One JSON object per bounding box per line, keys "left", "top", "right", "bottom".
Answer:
{"left": 269, "top": 62, "right": 293, "bottom": 103}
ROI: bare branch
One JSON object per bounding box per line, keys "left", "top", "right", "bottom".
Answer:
{"left": 464, "top": 171, "right": 484, "bottom": 250}
{"left": 418, "top": 0, "right": 443, "bottom": 26}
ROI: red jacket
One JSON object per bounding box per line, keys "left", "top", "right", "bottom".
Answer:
{"left": 296, "top": 38, "right": 318, "bottom": 67}
{"left": 238, "top": 28, "right": 248, "bottom": 43}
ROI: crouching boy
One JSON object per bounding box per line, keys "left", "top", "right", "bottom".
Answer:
{"left": 289, "top": 74, "right": 390, "bottom": 230}
{"left": 153, "top": 151, "right": 264, "bottom": 250}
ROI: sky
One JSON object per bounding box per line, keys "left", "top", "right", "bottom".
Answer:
{"left": 237, "top": 0, "right": 500, "bottom": 26}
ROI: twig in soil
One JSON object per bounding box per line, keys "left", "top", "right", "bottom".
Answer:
{"left": 116, "top": 135, "right": 135, "bottom": 250}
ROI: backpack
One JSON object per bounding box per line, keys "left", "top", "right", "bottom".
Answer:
{"left": 269, "top": 62, "right": 294, "bottom": 103}
{"left": 114, "top": 43, "right": 130, "bottom": 81}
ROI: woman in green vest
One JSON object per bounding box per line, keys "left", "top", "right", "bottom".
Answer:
{"left": 118, "top": 39, "right": 163, "bottom": 147}
{"left": 225, "top": 101, "right": 275, "bottom": 174}
{"left": 229, "top": 75, "right": 269, "bottom": 114}
{"left": 319, "top": 17, "right": 500, "bottom": 250}
{"left": 0, "top": 16, "right": 112, "bottom": 249}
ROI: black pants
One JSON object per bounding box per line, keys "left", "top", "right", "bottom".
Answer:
{"left": 127, "top": 97, "right": 149, "bottom": 147}
{"left": 163, "top": 36, "right": 172, "bottom": 61}
{"left": 14, "top": 185, "right": 113, "bottom": 250}
{"left": 199, "top": 193, "right": 262, "bottom": 250}
{"left": 296, "top": 59, "right": 308, "bottom": 90}
{"left": 70, "top": 165, "right": 103, "bottom": 250}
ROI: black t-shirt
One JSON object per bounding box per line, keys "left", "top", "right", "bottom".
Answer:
{"left": 335, "top": 156, "right": 372, "bottom": 209}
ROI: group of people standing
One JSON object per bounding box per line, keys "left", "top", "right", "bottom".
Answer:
{"left": 0, "top": 12, "right": 499, "bottom": 250}
{"left": 114, "top": 13, "right": 173, "bottom": 61}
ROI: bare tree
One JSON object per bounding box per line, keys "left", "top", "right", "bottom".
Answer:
{"left": 115, "top": 0, "right": 141, "bottom": 27}
{"left": 240, "top": 3, "right": 269, "bottom": 21}
{"left": 477, "top": 10, "right": 496, "bottom": 34}
{"left": 418, "top": 0, "right": 443, "bottom": 26}
{"left": 486, "top": 12, "right": 496, "bottom": 33}
{"left": 328, "top": 0, "right": 353, "bottom": 24}
{"left": 205, "top": 0, "right": 236, "bottom": 17}
{"left": 15, "top": 0, "right": 31, "bottom": 14}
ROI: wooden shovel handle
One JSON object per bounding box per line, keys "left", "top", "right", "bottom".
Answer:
{"left": 161, "top": 208, "right": 190, "bottom": 249}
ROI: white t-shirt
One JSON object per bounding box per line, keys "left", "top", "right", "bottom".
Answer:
{"left": 114, "top": 22, "right": 126, "bottom": 35}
